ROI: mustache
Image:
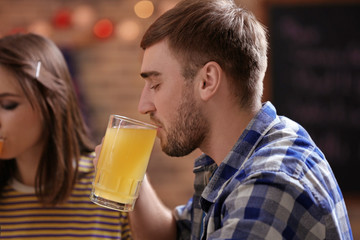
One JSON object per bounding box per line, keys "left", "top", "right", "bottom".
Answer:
{"left": 149, "top": 114, "right": 163, "bottom": 127}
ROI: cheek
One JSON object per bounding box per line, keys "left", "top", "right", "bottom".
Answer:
{"left": 157, "top": 84, "right": 183, "bottom": 112}
{"left": 24, "top": 110, "right": 45, "bottom": 142}
{"left": 154, "top": 93, "right": 179, "bottom": 127}
{"left": 15, "top": 105, "right": 43, "bottom": 132}
{"left": 4, "top": 108, "right": 44, "bottom": 156}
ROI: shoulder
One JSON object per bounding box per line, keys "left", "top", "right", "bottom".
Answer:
{"left": 228, "top": 117, "right": 340, "bottom": 211}
{"left": 81, "top": 151, "right": 96, "bottom": 160}
{"left": 248, "top": 115, "right": 326, "bottom": 178}
{"left": 229, "top": 114, "right": 336, "bottom": 201}
{"left": 78, "top": 152, "right": 96, "bottom": 174}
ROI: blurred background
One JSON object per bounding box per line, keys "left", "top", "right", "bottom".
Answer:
{"left": 1, "top": 0, "right": 359, "bottom": 237}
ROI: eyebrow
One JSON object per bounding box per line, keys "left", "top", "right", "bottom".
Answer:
{"left": 0, "top": 93, "right": 21, "bottom": 98}
{"left": 140, "top": 71, "right": 161, "bottom": 79}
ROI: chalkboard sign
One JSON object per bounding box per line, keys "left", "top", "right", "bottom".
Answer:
{"left": 269, "top": 4, "right": 360, "bottom": 191}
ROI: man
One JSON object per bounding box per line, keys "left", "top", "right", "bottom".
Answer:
{"left": 96, "top": 0, "right": 353, "bottom": 239}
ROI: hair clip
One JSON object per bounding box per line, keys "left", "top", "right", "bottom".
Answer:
{"left": 36, "top": 61, "right": 41, "bottom": 79}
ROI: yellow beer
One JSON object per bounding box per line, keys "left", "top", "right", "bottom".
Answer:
{"left": 93, "top": 126, "right": 157, "bottom": 205}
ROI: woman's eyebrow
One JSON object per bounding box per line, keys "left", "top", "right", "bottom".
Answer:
{"left": 0, "top": 92, "right": 21, "bottom": 98}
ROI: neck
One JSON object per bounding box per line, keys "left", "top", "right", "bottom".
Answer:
{"left": 15, "top": 158, "right": 39, "bottom": 187}
{"left": 15, "top": 144, "right": 43, "bottom": 187}
{"left": 200, "top": 104, "right": 260, "bottom": 166}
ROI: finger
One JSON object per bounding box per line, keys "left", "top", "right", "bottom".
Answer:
{"left": 93, "top": 137, "right": 104, "bottom": 168}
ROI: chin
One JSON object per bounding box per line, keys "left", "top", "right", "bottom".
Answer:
{"left": 159, "top": 137, "right": 167, "bottom": 150}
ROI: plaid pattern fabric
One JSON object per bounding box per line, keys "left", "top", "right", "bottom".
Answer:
{"left": 174, "top": 102, "right": 353, "bottom": 240}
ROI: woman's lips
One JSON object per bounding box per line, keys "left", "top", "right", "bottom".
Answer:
{"left": 0, "top": 138, "right": 4, "bottom": 154}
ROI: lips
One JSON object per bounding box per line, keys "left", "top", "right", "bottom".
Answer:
{"left": 150, "top": 116, "right": 162, "bottom": 128}
{"left": 0, "top": 138, "right": 4, "bottom": 154}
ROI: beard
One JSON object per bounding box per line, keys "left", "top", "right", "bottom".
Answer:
{"left": 160, "top": 84, "right": 208, "bottom": 157}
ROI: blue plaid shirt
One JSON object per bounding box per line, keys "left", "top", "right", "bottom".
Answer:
{"left": 174, "top": 102, "right": 353, "bottom": 240}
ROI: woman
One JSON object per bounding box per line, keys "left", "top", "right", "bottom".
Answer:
{"left": 0, "top": 33, "right": 131, "bottom": 239}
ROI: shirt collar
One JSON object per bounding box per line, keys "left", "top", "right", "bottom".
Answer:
{"left": 10, "top": 153, "right": 96, "bottom": 193}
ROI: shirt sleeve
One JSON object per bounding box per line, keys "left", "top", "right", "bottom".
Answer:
{"left": 174, "top": 198, "right": 193, "bottom": 240}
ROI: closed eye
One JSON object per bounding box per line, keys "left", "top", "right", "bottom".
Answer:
{"left": 1, "top": 102, "right": 19, "bottom": 110}
{"left": 150, "top": 83, "right": 160, "bottom": 90}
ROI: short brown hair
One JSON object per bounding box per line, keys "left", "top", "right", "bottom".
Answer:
{"left": 141, "top": 0, "right": 268, "bottom": 109}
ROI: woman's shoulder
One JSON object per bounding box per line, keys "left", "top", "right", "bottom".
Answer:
{"left": 78, "top": 152, "right": 96, "bottom": 173}
{"left": 81, "top": 151, "right": 96, "bottom": 159}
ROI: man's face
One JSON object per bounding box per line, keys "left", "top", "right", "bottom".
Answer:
{"left": 138, "top": 40, "right": 208, "bottom": 157}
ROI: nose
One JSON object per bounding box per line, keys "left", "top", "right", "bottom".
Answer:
{"left": 138, "top": 86, "right": 155, "bottom": 115}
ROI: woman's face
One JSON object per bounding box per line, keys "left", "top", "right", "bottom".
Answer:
{"left": 0, "top": 65, "right": 45, "bottom": 160}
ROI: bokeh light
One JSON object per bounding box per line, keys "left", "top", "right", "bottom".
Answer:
{"left": 28, "top": 20, "right": 53, "bottom": 38}
{"left": 134, "top": 1, "right": 154, "bottom": 19}
{"left": 73, "top": 5, "right": 96, "bottom": 29}
{"left": 53, "top": 8, "right": 72, "bottom": 29}
{"left": 8, "top": 27, "right": 27, "bottom": 35}
{"left": 116, "top": 20, "right": 140, "bottom": 42}
{"left": 93, "top": 19, "right": 114, "bottom": 39}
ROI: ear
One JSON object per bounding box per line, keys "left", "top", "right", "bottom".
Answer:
{"left": 198, "top": 61, "right": 222, "bottom": 101}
